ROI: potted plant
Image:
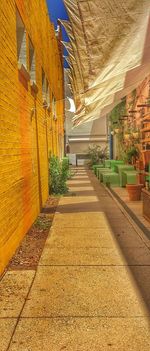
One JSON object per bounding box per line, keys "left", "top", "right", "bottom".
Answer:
{"left": 126, "top": 183, "right": 143, "bottom": 201}
{"left": 142, "top": 165, "right": 150, "bottom": 221}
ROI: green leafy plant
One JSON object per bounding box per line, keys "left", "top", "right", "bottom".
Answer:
{"left": 126, "top": 146, "right": 139, "bottom": 163}
{"left": 87, "top": 144, "right": 108, "bottom": 168}
{"left": 109, "top": 98, "right": 126, "bottom": 132}
{"left": 34, "top": 216, "right": 51, "bottom": 230}
{"left": 49, "top": 156, "right": 69, "bottom": 194}
{"left": 59, "top": 157, "right": 69, "bottom": 194}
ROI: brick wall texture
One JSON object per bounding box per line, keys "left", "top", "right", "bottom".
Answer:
{"left": 0, "top": 0, "right": 64, "bottom": 274}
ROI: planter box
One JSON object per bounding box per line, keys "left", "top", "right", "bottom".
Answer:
{"left": 142, "top": 188, "right": 150, "bottom": 222}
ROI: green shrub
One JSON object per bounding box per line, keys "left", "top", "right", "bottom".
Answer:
{"left": 59, "top": 157, "right": 69, "bottom": 194}
{"left": 49, "top": 156, "right": 69, "bottom": 194}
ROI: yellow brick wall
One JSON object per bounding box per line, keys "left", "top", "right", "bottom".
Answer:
{"left": 0, "top": 0, "right": 64, "bottom": 274}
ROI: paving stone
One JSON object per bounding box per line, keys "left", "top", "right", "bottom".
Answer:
{"left": 119, "top": 247, "right": 150, "bottom": 265}
{"left": 69, "top": 186, "right": 94, "bottom": 192}
{"left": 21, "top": 266, "right": 148, "bottom": 318}
{"left": 0, "top": 318, "right": 17, "bottom": 351}
{"left": 52, "top": 212, "right": 110, "bottom": 229}
{"left": 131, "top": 266, "right": 150, "bottom": 309}
{"left": 8, "top": 317, "right": 150, "bottom": 351}
{"left": 39, "top": 246, "right": 126, "bottom": 266}
{"left": 4, "top": 168, "right": 150, "bottom": 349}
{"left": 42, "top": 227, "right": 118, "bottom": 248}
{"left": 67, "top": 180, "right": 91, "bottom": 184}
{"left": 73, "top": 176, "right": 89, "bottom": 179}
{"left": 59, "top": 196, "right": 98, "bottom": 205}
{"left": 0, "top": 271, "right": 35, "bottom": 317}
{"left": 110, "top": 229, "right": 146, "bottom": 248}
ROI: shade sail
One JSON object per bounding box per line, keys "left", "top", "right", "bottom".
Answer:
{"left": 62, "top": 0, "right": 150, "bottom": 125}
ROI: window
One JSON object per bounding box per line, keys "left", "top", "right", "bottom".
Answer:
{"left": 29, "top": 38, "right": 36, "bottom": 82}
{"left": 16, "top": 9, "right": 27, "bottom": 67}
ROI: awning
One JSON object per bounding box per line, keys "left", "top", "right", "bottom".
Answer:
{"left": 62, "top": 0, "right": 150, "bottom": 125}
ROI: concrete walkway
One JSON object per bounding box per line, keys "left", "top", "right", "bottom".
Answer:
{"left": 1, "top": 168, "right": 150, "bottom": 350}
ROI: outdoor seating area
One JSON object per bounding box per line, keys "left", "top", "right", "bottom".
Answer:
{"left": 93, "top": 159, "right": 150, "bottom": 223}
{"left": 93, "top": 160, "right": 137, "bottom": 188}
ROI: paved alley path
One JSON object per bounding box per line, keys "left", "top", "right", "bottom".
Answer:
{"left": 1, "top": 167, "right": 150, "bottom": 350}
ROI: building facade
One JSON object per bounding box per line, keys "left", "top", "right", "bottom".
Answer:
{"left": 0, "top": 0, "right": 64, "bottom": 274}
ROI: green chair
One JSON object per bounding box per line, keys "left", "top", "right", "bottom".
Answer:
{"left": 98, "top": 169, "right": 113, "bottom": 182}
{"left": 95, "top": 165, "right": 106, "bottom": 177}
{"left": 116, "top": 165, "right": 135, "bottom": 187}
{"left": 110, "top": 160, "right": 124, "bottom": 171}
{"left": 92, "top": 164, "right": 105, "bottom": 175}
{"left": 122, "top": 171, "right": 138, "bottom": 187}
{"left": 104, "top": 160, "right": 111, "bottom": 168}
{"left": 103, "top": 172, "right": 120, "bottom": 187}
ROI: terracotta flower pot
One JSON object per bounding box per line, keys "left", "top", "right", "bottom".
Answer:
{"left": 126, "top": 184, "right": 143, "bottom": 201}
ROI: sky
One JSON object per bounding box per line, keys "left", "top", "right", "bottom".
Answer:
{"left": 46, "top": 0, "right": 69, "bottom": 67}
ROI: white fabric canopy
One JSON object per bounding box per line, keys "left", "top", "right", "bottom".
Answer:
{"left": 62, "top": 0, "right": 150, "bottom": 125}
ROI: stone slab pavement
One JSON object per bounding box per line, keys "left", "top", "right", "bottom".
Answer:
{"left": 0, "top": 167, "right": 150, "bottom": 350}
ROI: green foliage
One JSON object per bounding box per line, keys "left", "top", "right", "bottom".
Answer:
{"left": 126, "top": 146, "right": 139, "bottom": 163}
{"left": 128, "top": 89, "right": 137, "bottom": 108}
{"left": 34, "top": 216, "right": 51, "bottom": 230}
{"left": 109, "top": 98, "right": 126, "bottom": 130}
{"left": 49, "top": 156, "right": 69, "bottom": 194}
{"left": 119, "top": 145, "right": 139, "bottom": 164}
{"left": 87, "top": 144, "right": 108, "bottom": 167}
{"left": 59, "top": 157, "right": 69, "bottom": 194}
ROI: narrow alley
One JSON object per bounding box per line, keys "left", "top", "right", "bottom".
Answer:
{"left": 1, "top": 1, "right": 150, "bottom": 350}
{"left": 1, "top": 168, "right": 150, "bottom": 350}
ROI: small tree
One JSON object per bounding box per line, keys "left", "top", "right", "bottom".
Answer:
{"left": 87, "top": 144, "right": 108, "bottom": 168}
